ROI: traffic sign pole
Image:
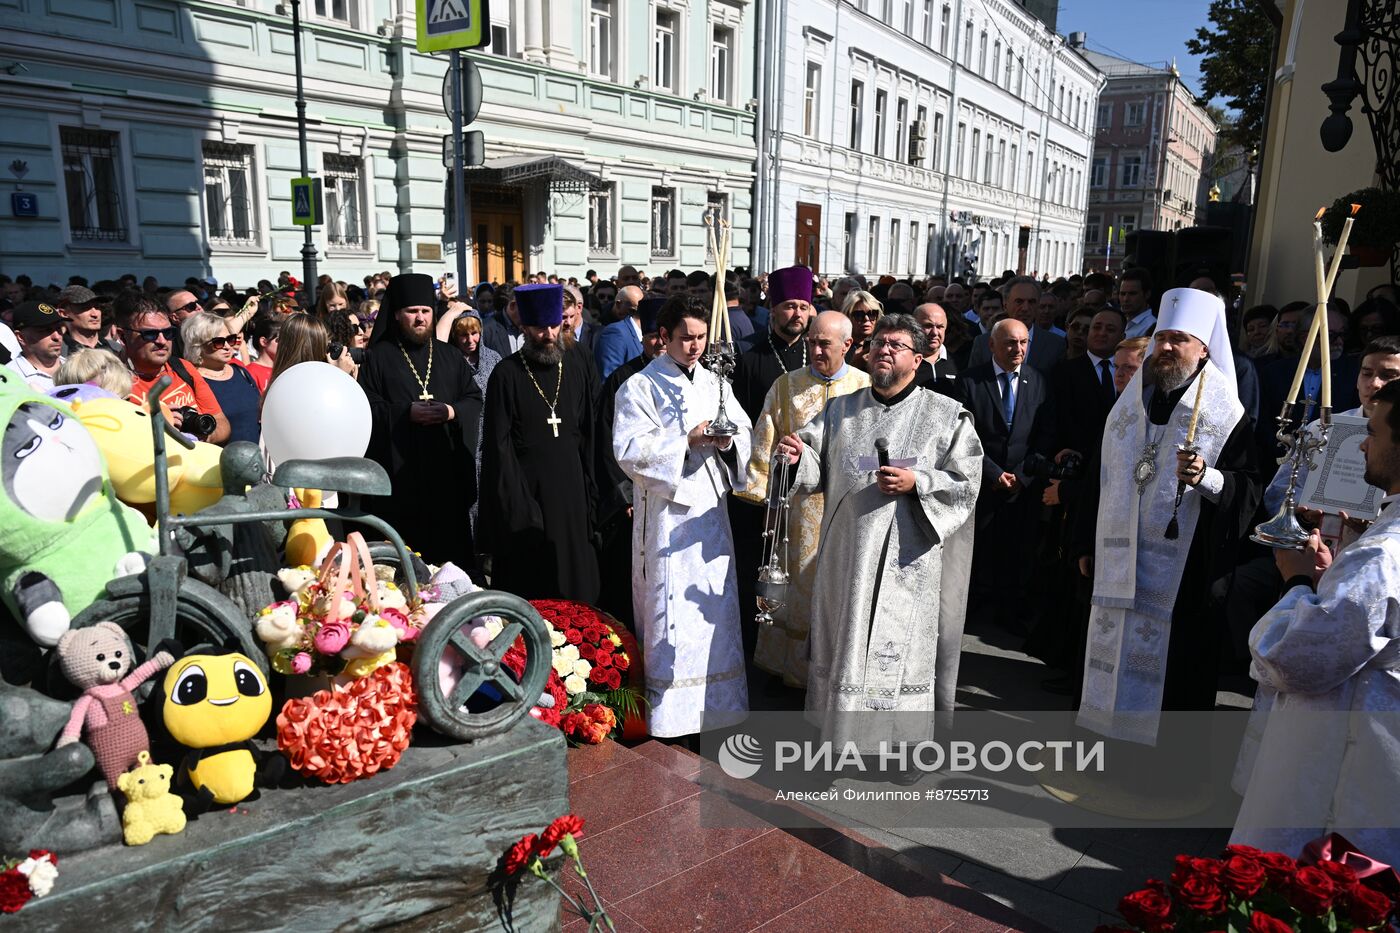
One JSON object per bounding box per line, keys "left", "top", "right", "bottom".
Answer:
{"left": 291, "top": 0, "right": 318, "bottom": 307}
{"left": 451, "top": 50, "right": 468, "bottom": 289}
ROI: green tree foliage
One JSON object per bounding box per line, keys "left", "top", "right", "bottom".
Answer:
{"left": 1185, "top": 0, "right": 1275, "bottom": 154}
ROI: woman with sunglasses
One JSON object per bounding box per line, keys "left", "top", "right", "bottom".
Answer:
{"left": 841, "top": 290, "right": 883, "bottom": 372}
{"left": 182, "top": 311, "right": 261, "bottom": 444}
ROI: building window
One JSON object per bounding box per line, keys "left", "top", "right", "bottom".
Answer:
{"left": 1009, "top": 142, "right": 1018, "bottom": 191}
{"left": 873, "top": 89, "right": 887, "bottom": 158}
{"left": 962, "top": 21, "right": 972, "bottom": 67}
{"left": 939, "top": 4, "right": 950, "bottom": 55}
{"left": 1016, "top": 57, "right": 1024, "bottom": 96}
{"left": 955, "top": 121, "right": 966, "bottom": 176}
{"left": 589, "top": 1, "right": 615, "bottom": 80}
{"left": 922, "top": 0, "right": 934, "bottom": 45}
{"left": 867, "top": 216, "right": 880, "bottom": 272}
{"left": 803, "top": 63, "right": 821, "bottom": 137}
{"left": 490, "top": 24, "right": 511, "bottom": 56}
{"left": 895, "top": 97, "right": 909, "bottom": 164}
{"left": 978, "top": 31, "right": 987, "bottom": 75}
{"left": 202, "top": 141, "right": 258, "bottom": 247}
{"left": 1025, "top": 149, "right": 1035, "bottom": 195}
{"left": 996, "top": 138, "right": 1006, "bottom": 187}
{"left": 890, "top": 218, "right": 901, "bottom": 272}
{"left": 1125, "top": 101, "right": 1146, "bottom": 126}
{"left": 909, "top": 222, "right": 920, "bottom": 274}
{"left": 844, "top": 212, "right": 858, "bottom": 271}
{"left": 849, "top": 80, "right": 864, "bottom": 150}
{"left": 931, "top": 113, "right": 944, "bottom": 170}
{"left": 897, "top": 0, "right": 913, "bottom": 33}
{"left": 1085, "top": 216, "right": 1101, "bottom": 245}
{"left": 1117, "top": 213, "right": 1137, "bottom": 237}
{"left": 705, "top": 190, "right": 728, "bottom": 258}
{"left": 1096, "top": 101, "right": 1110, "bottom": 128}
{"left": 654, "top": 9, "right": 678, "bottom": 93}
{"left": 1004, "top": 51, "right": 1013, "bottom": 89}
{"left": 1091, "top": 155, "right": 1107, "bottom": 187}
{"left": 991, "top": 41, "right": 1000, "bottom": 84}
{"left": 60, "top": 127, "right": 128, "bottom": 242}
{"left": 1120, "top": 154, "right": 1142, "bottom": 187}
{"left": 983, "top": 136, "right": 994, "bottom": 184}
{"left": 970, "top": 129, "right": 980, "bottom": 182}
{"left": 588, "top": 183, "right": 615, "bottom": 255}
{"left": 710, "top": 25, "right": 733, "bottom": 103}
{"left": 650, "top": 186, "right": 675, "bottom": 256}
{"left": 323, "top": 154, "right": 366, "bottom": 249}
{"left": 312, "top": 0, "right": 354, "bottom": 27}
{"left": 912, "top": 104, "right": 928, "bottom": 166}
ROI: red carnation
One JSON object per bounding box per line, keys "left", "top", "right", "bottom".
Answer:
{"left": 1257, "top": 852, "right": 1297, "bottom": 887}
{"left": 539, "top": 814, "right": 586, "bottom": 854}
{"left": 0, "top": 871, "right": 31, "bottom": 914}
{"left": 565, "top": 628, "right": 583, "bottom": 645}
{"left": 1346, "top": 882, "right": 1392, "bottom": 928}
{"left": 1175, "top": 874, "right": 1226, "bottom": 915}
{"left": 1118, "top": 886, "right": 1173, "bottom": 932}
{"left": 1317, "top": 859, "right": 1359, "bottom": 892}
{"left": 1247, "top": 912, "right": 1293, "bottom": 933}
{"left": 1220, "top": 855, "right": 1267, "bottom": 899}
{"left": 1287, "top": 866, "right": 1337, "bottom": 916}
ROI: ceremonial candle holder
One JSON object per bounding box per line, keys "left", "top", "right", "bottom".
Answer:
{"left": 702, "top": 339, "right": 741, "bottom": 437}
{"left": 1251, "top": 399, "right": 1331, "bottom": 550}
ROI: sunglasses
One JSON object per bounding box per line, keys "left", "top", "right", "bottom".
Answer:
{"left": 173, "top": 301, "right": 200, "bottom": 313}
{"left": 129, "top": 327, "right": 177, "bottom": 343}
{"left": 850, "top": 310, "right": 881, "bottom": 321}
{"left": 205, "top": 334, "right": 242, "bottom": 349}
{"left": 354, "top": 321, "right": 372, "bottom": 333}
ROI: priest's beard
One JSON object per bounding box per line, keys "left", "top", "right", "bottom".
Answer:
{"left": 523, "top": 337, "right": 563, "bottom": 366}
{"left": 1150, "top": 353, "right": 1198, "bottom": 393}
{"left": 872, "top": 368, "right": 897, "bottom": 390}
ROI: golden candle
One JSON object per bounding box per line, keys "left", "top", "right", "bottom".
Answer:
{"left": 1186, "top": 367, "right": 1208, "bottom": 446}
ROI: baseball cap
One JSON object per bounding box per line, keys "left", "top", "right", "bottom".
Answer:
{"left": 12, "top": 300, "right": 65, "bottom": 330}
{"left": 57, "top": 284, "right": 97, "bottom": 306}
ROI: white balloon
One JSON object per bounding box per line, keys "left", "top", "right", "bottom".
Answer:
{"left": 261, "top": 362, "right": 371, "bottom": 464}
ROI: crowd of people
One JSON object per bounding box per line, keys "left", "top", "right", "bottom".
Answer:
{"left": 4, "top": 256, "right": 1399, "bottom": 861}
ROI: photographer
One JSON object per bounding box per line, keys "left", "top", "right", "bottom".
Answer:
{"left": 121, "top": 295, "right": 230, "bottom": 444}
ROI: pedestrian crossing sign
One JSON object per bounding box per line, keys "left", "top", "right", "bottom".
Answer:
{"left": 416, "top": 0, "right": 488, "bottom": 52}
{"left": 290, "top": 177, "right": 322, "bottom": 227}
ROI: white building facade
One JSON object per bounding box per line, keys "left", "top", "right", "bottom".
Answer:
{"left": 754, "top": 0, "right": 1103, "bottom": 281}
{"left": 0, "top": 0, "right": 757, "bottom": 287}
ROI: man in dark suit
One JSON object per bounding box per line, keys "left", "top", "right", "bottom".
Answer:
{"left": 957, "top": 318, "right": 1057, "bottom": 634}
{"left": 592, "top": 286, "right": 644, "bottom": 379}
{"left": 913, "top": 301, "right": 962, "bottom": 403}
{"left": 1050, "top": 308, "right": 1126, "bottom": 464}
{"left": 967, "top": 276, "right": 1066, "bottom": 372}
{"left": 563, "top": 284, "right": 598, "bottom": 358}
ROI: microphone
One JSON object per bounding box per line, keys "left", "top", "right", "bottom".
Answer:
{"left": 875, "top": 437, "right": 890, "bottom": 470}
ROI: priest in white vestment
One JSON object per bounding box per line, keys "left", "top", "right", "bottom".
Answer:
{"left": 613, "top": 298, "right": 752, "bottom": 738}
{"left": 740, "top": 310, "right": 870, "bottom": 688}
{"left": 777, "top": 314, "right": 982, "bottom": 751}
{"left": 1232, "top": 381, "right": 1400, "bottom": 866}
{"left": 1074, "top": 288, "right": 1259, "bottom": 746}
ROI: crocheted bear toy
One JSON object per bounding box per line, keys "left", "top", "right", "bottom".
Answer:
{"left": 116, "top": 750, "right": 185, "bottom": 846}
{"left": 55, "top": 623, "right": 174, "bottom": 789}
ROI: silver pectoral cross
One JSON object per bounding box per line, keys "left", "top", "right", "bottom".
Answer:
{"left": 546, "top": 410, "right": 562, "bottom": 438}
{"left": 874, "top": 641, "right": 901, "bottom": 672}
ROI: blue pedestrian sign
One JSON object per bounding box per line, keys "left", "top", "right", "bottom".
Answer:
{"left": 290, "top": 177, "right": 322, "bottom": 227}
{"left": 416, "top": 0, "right": 488, "bottom": 52}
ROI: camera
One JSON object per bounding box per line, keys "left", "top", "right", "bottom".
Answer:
{"left": 1025, "top": 451, "right": 1084, "bottom": 481}
{"left": 174, "top": 407, "right": 217, "bottom": 439}
{"left": 328, "top": 342, "right": 345, "bottom": 362}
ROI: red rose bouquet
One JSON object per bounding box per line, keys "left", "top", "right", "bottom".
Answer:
{"left": 500, "top": 814, "right": 612, "bottom": 931}
{"left": 1100, "top": 840, "right": 1398, "bottom": 933}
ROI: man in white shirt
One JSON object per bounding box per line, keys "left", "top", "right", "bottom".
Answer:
{"left": 6, "top": 300, "right": 66, "bottom": 391}
{"left": 1119, "top": 268, "right": 1156, "bottom": 338}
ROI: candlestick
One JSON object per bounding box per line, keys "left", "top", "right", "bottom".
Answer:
{"left": 1186, "top": 367, "right": 1208, "bottom": 444}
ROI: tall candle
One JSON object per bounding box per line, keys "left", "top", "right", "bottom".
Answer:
{"left": 1186, "top": 367, "right": 1208, "bottom": 445}
{"left": 1286, "top": 212, "right": 1329, "bottom": 405}
{"left": 1319, "top": 206, "right": 1360, "bottom": 409}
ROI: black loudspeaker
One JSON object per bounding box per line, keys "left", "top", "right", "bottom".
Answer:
{"left": 1173, "top": 225, "right": 1235, "bottom": 292}
{"left": 1123, "top": 230, "right": 1175, "bottom": 298}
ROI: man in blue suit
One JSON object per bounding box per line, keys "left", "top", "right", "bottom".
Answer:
{"left": 592, "top": 285, "right": 644, "bottom": 379}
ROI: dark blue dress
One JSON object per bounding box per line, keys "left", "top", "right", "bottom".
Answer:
{"left": 206, "top": 363, "right": 262, "bottom": 445}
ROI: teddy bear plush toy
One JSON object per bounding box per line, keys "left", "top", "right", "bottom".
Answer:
{"left": 55, "top": 623, "right": 174, "bottom": 789}
{"left": 116, "top": 750, "right": 185, "bottom": 846}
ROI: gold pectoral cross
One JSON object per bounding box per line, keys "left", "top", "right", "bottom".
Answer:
{"left": 546, "top": 411, "right": 562, "bottom": 437}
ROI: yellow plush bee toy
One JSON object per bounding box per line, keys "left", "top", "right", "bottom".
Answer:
{"left": 160, "top": 651, "right": 283, "bottom": 811}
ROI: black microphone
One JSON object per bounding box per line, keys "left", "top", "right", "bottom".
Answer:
{"left": 875, "top": 437, "right": 890, "bottom": 470}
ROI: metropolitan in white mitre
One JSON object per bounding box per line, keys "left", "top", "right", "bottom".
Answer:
{"left": 776, "top": 314, "right": 982, "bottom": 752}
{"left": 613, "top": 299, "right": 752, "bottom": 738}
{"left": 1073, "top": 288, "right": 1260, "bottom": 746}
{"left": 1231, "top": 381, "right": 1400, "bottom": 866}
{"left": 739, "top": 310, "right": 870, "bottom": 688}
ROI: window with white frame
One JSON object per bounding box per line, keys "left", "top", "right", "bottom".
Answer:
{"left": 61, "top": 127, "right": 128, "bottom": 242}
{"left": 803, "top": 63, "right": 821, "bottom": 137}
{"left": 1085, "top": 216, "right": 1101, "bottom": 245}
{"left": 873, "top": 89, "right": 887, "bottom": 157}
{"left": 955, "top": 121, "right": 965, "bottom": 176}
{"left": 1004, "top": 51, "right": 1013, "bottom": 90}
{"left": 589, "top": 1, "right": 616, "bottom": 80}
{"left": 710, "top": 25, "right": 733, "bottom": 103}
{"left": 704, "top": 190, "right": 728, "bottom": 258}
{"left": 995, "top": 138, "right": 1006, "bottom": 186}
{"left": 939, "top": 5, "right": 950, "bottom": 55}
{"left": 312, "top": 0, "right": 354, "bottom": 28}
{"left": 970, "top": 129, "right": 980, "bottom": 181}
{"left": 880, "top": 0, "right": 892, "bottom": 22}
{"left": 849, "top": 80, "right": 864, "bottom": 149}
{"left": 992, "top": 41, "right": 1000, "bottom": 84}
{"left": 890, "top": 218, "right": 901, "bottom": 272}
{"left": 922, "top": 0, "right": 934, "bottom": 45}
{"left": 978, "top": 31, "right": 987, "bottom": 75}
{"left": 1120, "top": 153, "right": 1143, "bottom": 187}
{"left": 1091, "top": 155, "right": 1107, "bottom": 187}
{"left": 844, "top": 212, "right": 858, "bottom": 271}
{"left": 1096, "top": 101, "right": 1110, "bottom": 129}
{"left": 1125, "top": 101, "right": 1146, "bottom": 126}
{"left": 654, "top": 9, "right": 678, "bottom": 93}
{"left": 490, "top": 24, "right": 511, "bottom": 56}
{"left": 588, "top": 183, "right": 615, "bottom": 255}
{"left": 909, "top": 222, "right": 920, "bottom": 274}
{"left": 323, "top": 153, "right": 366, "bottom": 249}
{"left": 1025, "top": 148, "right": 1035, "bottom": 194}
{"left": 1009, "top": 142, "right": 1018, "bottom": 191}
{"left": 932, "top": 112, "right": 944, "bottom": 170}
{"left": 867, "top": 216, "right": 880, "bottom": 272}
{"left": 913, "top": 103, "right": 927, "bottom": 166}
{"left": 650, "top": 186, "right": 675, "bottom": 256}
{"left": 202, "top": 141, "right": 258, "bottom": 247}
{"left": 1117, "top": 213, "right": 1137, "bottom": 237}
{"left": 895, "top": 97, "right": 908, "bottom": 164}
{"left": 962, "top": 21, "right": 972, "bottom": 66}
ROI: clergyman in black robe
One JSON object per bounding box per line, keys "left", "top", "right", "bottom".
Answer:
{"left": 359, "top": 273, "right": 483, "bottom": 571}
{"left": 479, "top": 283, "right": 601, "bottom": 605}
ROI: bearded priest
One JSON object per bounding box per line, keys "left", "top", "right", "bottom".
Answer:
{"left": 1071, "top": 287, "right": 1260, "bottom": 745}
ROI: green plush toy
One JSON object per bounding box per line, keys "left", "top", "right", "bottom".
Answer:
{"left": 0, "top": 369, "right": 155, "bottom": 647}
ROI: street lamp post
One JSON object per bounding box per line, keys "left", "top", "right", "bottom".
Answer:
{"left": 291, "top": 0, "right": 319, "bottom": 308}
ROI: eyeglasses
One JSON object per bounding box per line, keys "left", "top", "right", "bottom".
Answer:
{"left": 870, "top": 338, "right": 915, "bottom": 354}
{"left": 849, "top": 310, "right": 881, "bottom": 321}
{"left": 355, "top": 321, "right": 373, "bottom": 333}
{"left": 173, "top": 301, "right": 200, "bottom": 314}
{"left": 204, "top": 334, "right": 242, "bottom": 349}
{"left": 128, "top": 327, "right": 177, "bottom": 344}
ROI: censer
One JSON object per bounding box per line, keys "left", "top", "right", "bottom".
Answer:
{"left": 755, "top": 453, "right": 793, "bottom": 627}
